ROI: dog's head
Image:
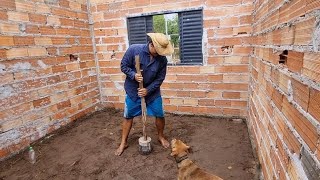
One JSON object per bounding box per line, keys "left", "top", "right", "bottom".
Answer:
{"left": 170, "top": 139, "right": 190, "bottom": 157}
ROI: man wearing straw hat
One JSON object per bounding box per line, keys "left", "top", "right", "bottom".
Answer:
{"left": 115, "top": 33, "right": 174, "bottom": 156}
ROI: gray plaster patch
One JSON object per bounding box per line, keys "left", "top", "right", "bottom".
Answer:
{"left": 114, "top": 82, "right": 123, "bottom": 90}
{"left": 312, "top": 19, "right": 320, "bottom": 51}
{"left": 0, "top": 85, "right": 14, "bottom": 99}
{"left": 44, "top": 0, "right": 59, "bottom": 5}
{"left": 37, "top": 60, "right": 47, "bottom": 69}
{"left": 88, "top": 70, "right": 97, "bottom": 76}
{"left": 11, "top": 62, "right": 32, "bottom": 72}
{"left": 75, "top": 38, "right": 80, "bottom": 45}
{"left": 287, "top": 80, "right": 293, "bottom": 102}
{"left": 301, "top": 148, "right": 320, "bottom": 180}
{"left": 0, "top": 129, "right": 21, "bottom": 147}
{"left": 0, "top": 64, "right": 6, "bottom": 73}
{"left": 19, "top": 23, "right": 26, "bottom": 32}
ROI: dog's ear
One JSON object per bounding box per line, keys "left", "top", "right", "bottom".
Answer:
{"left": 170, "top": 150, "right": 178, "bottom": 156}
{"left": 187, "top": 146, "right": 193, "bottom": 153}
{"left": 183, "top": 145, "right": 190, "bottom": 152}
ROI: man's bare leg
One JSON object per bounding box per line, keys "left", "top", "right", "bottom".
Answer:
{"left": 115, "top": 119, "right": 133, "bottom": 156}
{"left": 155, "top": 117, "right": 170, "bottom": 148}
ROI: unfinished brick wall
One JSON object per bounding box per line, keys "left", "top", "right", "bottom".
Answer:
{"left": 248, "top": 0, "right": 320, "bottom": 179}
{"left": 0, "top": 0, "right": 99, "bottom": 159}
{"left": 89, "top": 0, "right": 253, "bottom": 117}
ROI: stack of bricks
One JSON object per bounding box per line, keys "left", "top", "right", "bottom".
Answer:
{"left": 0, "top": 0, "right": 99, "bottom": 159}
{"left": 89, "top": 0, "right": 253, "bottom": 117}
{"left": 248, "top": 0, "right": 320, "bottom": 179}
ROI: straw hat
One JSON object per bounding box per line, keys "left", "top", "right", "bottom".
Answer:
{"left": 147, "top": 33, "right": 174, "bottom": 56}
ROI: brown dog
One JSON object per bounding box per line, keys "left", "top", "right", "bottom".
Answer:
{"left": 170, "top": 139, "right": 223, "bottom": 180}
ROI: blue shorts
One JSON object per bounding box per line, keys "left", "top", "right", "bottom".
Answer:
{"left": 124, "top": 95, "right": 164, "bottom": 119}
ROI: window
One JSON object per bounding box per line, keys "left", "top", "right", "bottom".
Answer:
{"left": 127, "top": 10, "right": 203, "bottom": 65}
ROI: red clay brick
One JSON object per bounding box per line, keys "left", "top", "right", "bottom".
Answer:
{"left": 223, "top": 92, "right": 241, "bottom": 99}
{"left": 271, "top": 88, "right": 283, "bottom": 110}
{"left": 240, "top": 15, "right": 252, "bottom": 24}
{"left": 0, "top": 10, "right": 8, "bottom": 21}
{"left": 306, "top": 0, "right": 320, "bottom": 12}
{"left": 308, "top": 88, "right": 320, "bottom": 122}
{"left": 207, "top": 0, "right": 241, "bottom": 6}
{"left": 215, "top": 65, "right": 248, "bottom": 73}
{"left": 177, "top": 106, "right": 193, "bottom": 113}
{"left": 52, "top": 65, "right": 67, "bottom": 73}
{"left": 213, "top": 83, "right": 248, "bottom": 91}
{"left": 60, "top": 18, "right": 74, "bottom": 26}
{"left": 52, "top": 8, "right": 77, "bottom": 18}
{"left": 198, "top": 99, "right": 215, "bottom": 106}
{"left": 26, "top": 25, "right": 39, "bottom": 34}
{"left": 190, "top": 91, "right": 207, "bottom": 98}
{"left": 207, "top": 74, "right": 223, "bottom": 82}
{"left": 57, "top": 100, "right": 71, "bottom": 110}
{"left": 2, "top": 0, "right": 16, "bottom": 10}
{"left": 303, "top": 53, "right": 320, "bottom": 83}
{"left": 294, "top": 17, "right": 315, "bottom": 45}
{"left": 282, "top": 98, "right": 317, "bottom": 151}
{"left": 13, "top": 36, "right": 35, "bottom": 46}
{"left": 292, "top": 79, "right": 309, "bottom": 111}
{"left": 59, "top": 0, "right": 70, "bottom": 8}
{"left": 33, "top": 97, "right": 51, "bottom": 108}
{"left": 39, "top": 26, "right": 56, "bottom": 35}
{"left": 287, "top": 51, "right": 304, "bottom": 73}
{"left": 204, "top": 19, "right": 220, "bottom": 28}
{"left": 274, "top": 110, "right": 301, "bottom": 154}
{"left": 176, "top": 91, "right": 190, "bottom": 97}
{"left": 0, "top": 49, "right": 6, "bottom": 59}
{"left": 29, "top": 14, "right": 47, "bottom": 24}
{"left": 223, "top": 108, "right": 241, "bottom": 116}
{"left": 16, "top": 1, "right": 35, "bottom": 12}
{"left": 0, "top": 36, "right": 14, "bottom": 46}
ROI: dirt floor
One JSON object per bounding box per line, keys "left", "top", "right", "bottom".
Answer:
{"left": 0, "top": 108, "right": 258, "bottom": 180}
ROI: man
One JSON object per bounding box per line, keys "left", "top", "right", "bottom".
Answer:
{"left": 115, "top": 33, "right": 174, "bottom": 156}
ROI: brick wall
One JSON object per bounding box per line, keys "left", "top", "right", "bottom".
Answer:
{"left": 248, "top": 0, "right": 320, "bottom": 179}
{"left": 1, "top": 0, "right": 319, "bottom": 177}
{"left": 0, "top": 0, "right": 100, "bottom": 159}
{"left": 89, "top": 0, "right": 253, "bottom": 117}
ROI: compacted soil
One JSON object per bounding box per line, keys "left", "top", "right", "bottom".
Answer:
{"left": 0, "top": 108, "right": 258, "bottom": 180}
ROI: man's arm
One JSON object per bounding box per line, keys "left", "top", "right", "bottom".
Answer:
{"left": 146, "top": 60, "right": 167, "bottom": 95}
{"left": 120, "top": 47, "right": 136, "bottom": 80}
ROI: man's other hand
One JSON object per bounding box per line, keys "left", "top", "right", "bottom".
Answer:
{"left": 135, "top": 73, "right": 143, "bottom": 82}
{"left": 138, "top": 88, "right": 148, "bottom": 97}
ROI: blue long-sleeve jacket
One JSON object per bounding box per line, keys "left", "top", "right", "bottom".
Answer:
{"left": 120, "top": 44, "right": 167, "bottom": 104}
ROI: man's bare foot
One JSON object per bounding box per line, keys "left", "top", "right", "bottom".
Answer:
{"left": 158, "top": 137, "right": 170, "bottom": 148}
{"left": 115, "top": 143, "right": 128, "bottom": 156}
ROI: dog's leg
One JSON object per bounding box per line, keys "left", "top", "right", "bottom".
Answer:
{"left": 178, "top": 171, "right": 184, "bottom": 180}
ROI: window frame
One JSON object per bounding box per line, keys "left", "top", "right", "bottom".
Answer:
{"left": 126, "top": 8, "right": 204, "bottom": 66}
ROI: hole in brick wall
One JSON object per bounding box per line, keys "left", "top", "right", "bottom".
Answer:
{"left": 221, "top": 45, "right": 233, "bottom": 54}
{"left": 238, "top": 32, "right": 247, "bottom": 35}
{"left": 316, "top": 20, "right": 320, "bottom": 28}
{"left": 69, "top": 54, "right": 78, "bottom": 61}
{"left": 279, "top": 50, "right": 288, "bottom": 64}
{"left": 111, "top": 50, "right": 116, "bottom": 59}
